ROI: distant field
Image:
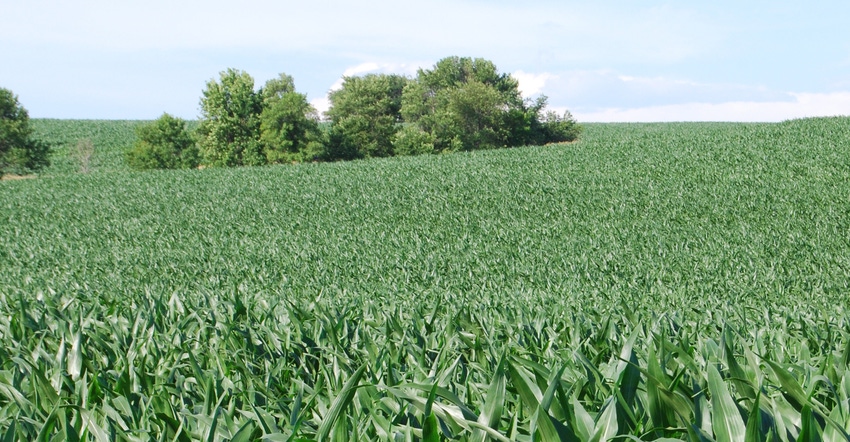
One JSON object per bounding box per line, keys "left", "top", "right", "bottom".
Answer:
{"left": 29, "top": 119, "right": 201, "bottom": 175}
{"left": 2, "top": 118, "right": 850, "bottom": 440}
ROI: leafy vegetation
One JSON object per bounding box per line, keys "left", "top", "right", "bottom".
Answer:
{"left": 0, "top": 88, "right": 50, "bottom": 177}
{"left": 2, "top": 118, "right": 850, "bottom": 440}
{"left": 196, "top": 69, "right": 325, "bottom": 168}
{"left": 326, "top": 74, "right": 409, "bottom": 159}
{"left": 260, "top": 74, "right": 324, "bottom": 164}
{"left": 125, "top": 113, "right": 199, "bottom": 170}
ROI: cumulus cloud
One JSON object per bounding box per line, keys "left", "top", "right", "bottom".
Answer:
{"left": 512, "top": 71, "right": 555, "bottom": 97}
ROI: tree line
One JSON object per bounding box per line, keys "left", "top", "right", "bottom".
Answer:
{"left": 128, "top": 56, "right": 581, "bottom": 170}
{"left": 0, "top": 57, "right": 582, "bottom": 176}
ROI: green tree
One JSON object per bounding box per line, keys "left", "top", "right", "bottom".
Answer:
{"left": 196, "top": 69, "right": 264, "bottom": 167}
{"left": 259, "top": 74, "right": 324, "bottom": 163}
{"left": 325, "top": 74, "right": 408, "bottom": 160}
{"left": 401, "top": 56, "right": 581, "bottom": 152}
{"left": 126, "top": 113, "right": 198, "bottom": 170}
{"left": 401, "top": 57, "right": 528, "bottom": 152}
{"left": 0, "top": 88, "right": 49, "bottom": 177}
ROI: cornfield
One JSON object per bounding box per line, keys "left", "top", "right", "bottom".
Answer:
{"left": 2, "top": 118, "right": 850, "bottom": 440}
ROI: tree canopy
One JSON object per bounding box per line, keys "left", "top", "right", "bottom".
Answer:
{"left": 195, "top": 70, "right": 323, "bottom": 167}
{"left": 0, "top": 88, "right": 50, "bottom": 177}
{"left": 126, "top": 56, "right": 580, "bottom": 170}
{"left": 325, "top": 74, "right": 408, "bottom": 160}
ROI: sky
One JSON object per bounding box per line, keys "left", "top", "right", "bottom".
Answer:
{"left": 1, "top": 0, "right": 849, "bottom": 122}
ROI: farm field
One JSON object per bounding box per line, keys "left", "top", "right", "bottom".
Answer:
{"left": 2, "top": 118, "right": 850, "bottom": 440}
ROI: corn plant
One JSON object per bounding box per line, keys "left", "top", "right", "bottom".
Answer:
{"left": 2, "top": 117, "right": 850, "bottom": 440}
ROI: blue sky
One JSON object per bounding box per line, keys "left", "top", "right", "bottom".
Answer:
{"left": 2, "top": 0, "right": 849, "bottom": 121}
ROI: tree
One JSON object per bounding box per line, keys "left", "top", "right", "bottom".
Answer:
{"left": 0, "top": 88, "right": 49, "bottom": 177}
{"left": 125, "top": 113, "right": 198, "bottom": 170}
{"left": 325, "top": 74, "right": 408, "bottom": 160}
{"left": 196, "top": 69, "right": 264, "bottom": 167}
{"left": 401, "top": 57, "right": 531, "bottom": 152}
{"left": 259, "top": 74, "right": 324, "bottom": 163}
{"left": 401, "top": 56, "right": 581, "bottom": 152}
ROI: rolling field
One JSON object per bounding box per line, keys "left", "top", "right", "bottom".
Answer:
{"left": 2, "top": 118, "right": 850, "bottom": 440}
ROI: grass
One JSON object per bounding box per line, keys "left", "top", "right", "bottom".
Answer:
{"left": 2, "top": 117, "right": 850, "bottom": 440}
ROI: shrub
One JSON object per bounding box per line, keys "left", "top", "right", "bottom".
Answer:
{"left": 0, "top": 88, "right": 50, "bottom": 177}
{"left": 126, "top": 113, "right": 198, "bottom": 170}
{"left": 392, "top": 125, "right": 435, "bottom": 156}
{"left": 537, "top": 110, "right": 582, "bottom": 144}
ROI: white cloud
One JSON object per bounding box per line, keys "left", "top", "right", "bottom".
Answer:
{"left": 569, "top": 92, "right": 850, "bottom": 122}
{"left": 310, "top": 97, "right": 331, "bottom": 119}
{"left": 513, "top": 71, "right": 555, "bottom": 97}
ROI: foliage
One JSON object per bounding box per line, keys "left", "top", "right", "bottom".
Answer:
{"left": 537, "top": 109, "right": 583, "bottom": 144}
{"left": 196, "top": 70, "right": 324, "bottom": 167}
{"left": 125, "top": 113, "right": 198, "bottom": 170}
{"left": 0, "top": 87, "right": 50, "bottom": 177}
{"left": 259, "top": 74, "right": 324, "bottom": 163}
{"left": 325, "top": 74, "right": 408, "bottom": 159}
{"left": 196, "top": 68, "right": 264, "bottom": 167}
{"left": 392, "top": 124, "right": 435, "bottom": 156}
{"left": 3, "top": 118, "right": 850, "bottom": 439}
{"left": 401, "top": 56, "right": 580, "bottom": 152}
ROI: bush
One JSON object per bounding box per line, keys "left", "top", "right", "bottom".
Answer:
{"left": 325, "top": 74, "right": 408, "bottom": 159}
{"left": 126, "top": 113, "right": 198, "bottom": 170}
{"left": 0, "top": 88, "right": 49, "bottom": 177}
{"left": 537, "top": 110, "right": 582, "bottom": 144}
{"left": 392, "top": 125, "right": 435, "bottom": 156}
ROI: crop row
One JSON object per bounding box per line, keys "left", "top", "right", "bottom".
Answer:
{"left": 2, "top": 118, "right": 850, "bottom": 440}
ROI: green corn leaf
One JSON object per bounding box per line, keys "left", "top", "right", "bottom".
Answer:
{"left": 2, "top": 421, "right": 16, "bottom": 442}
{"left": 230, "top": 420, "right": 258, "bottom": 442}
{"left": 471, "top": 357, "right": 507, "bottom": 442}
{"left": 797, "top": 404, "right": 822, "bottom": 442}
{"left": 590, "top": 397, "right": 618, "bottom": 442}
{"left": 423, "top": 412, "right": 441, "bottom": 442}
{"left": 572, "top": 398, "right": 594, "bottom": 442}
{"left": 68, "top": 329, "right": 83, "bottom": 381}
{"left": 508, "top": 359, "right": 559, "bottom": 441}
{"left": 708, "top": 364, "right": 746, "bottom": 442}
{"left": 36, "top": 406, "right": 59, "bottom": 442}
{"left": 822, "top": 402, "right": 850, "bottom": 442}
{"left": 316, "top": 364, "right": 367, "bottom": 441}
{"left": 423, "top": 383, "right": 441, "bottom": 442}
{"left": 722, "top": 328, "right": 757, "bottom": 400}
{"left": 206, "top": 406, "right": 221, "bottom": 442}
{"left": 765, "top": 360, "right": 809, "bottom": 411}
{"left": 744, "top": 390, "right": 763, "bottom": 442}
